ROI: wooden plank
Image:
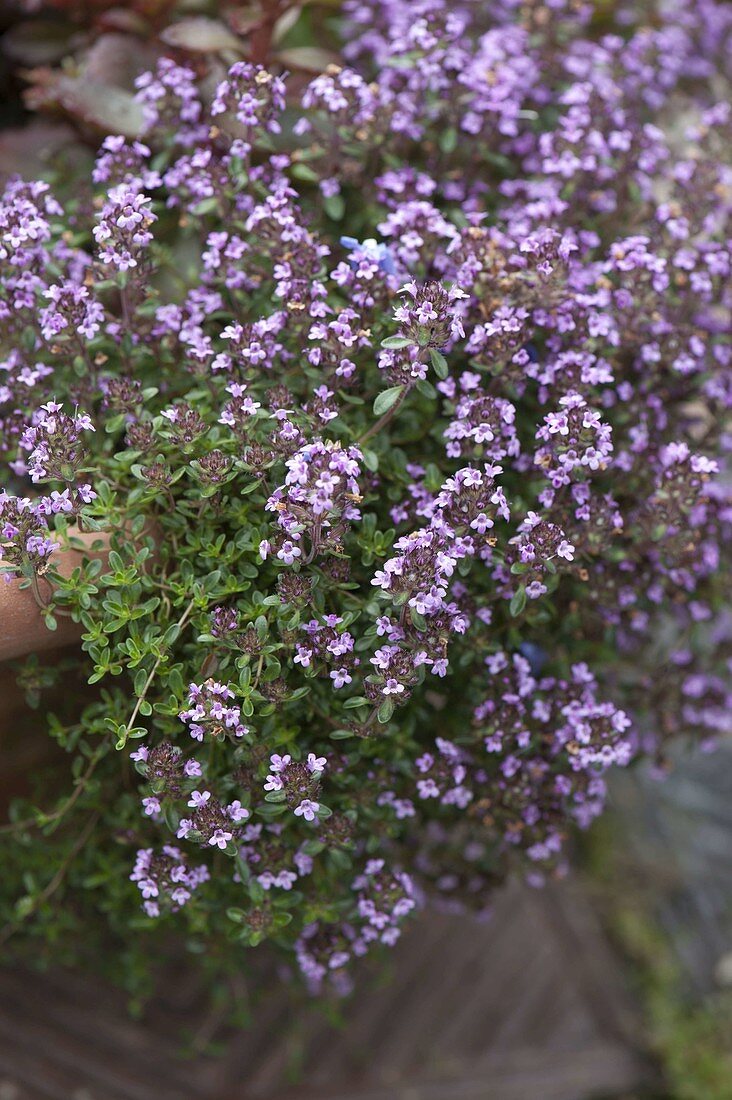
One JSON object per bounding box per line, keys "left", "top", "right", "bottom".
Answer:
{"left": 264, "top": 1042, "right": 648, "bottom": 1100}
{"left": 0, "top": 966, "right": 217, "bottom": 1099}
{"left": 0, "top": 874, "right": 655, "bottom": 1100}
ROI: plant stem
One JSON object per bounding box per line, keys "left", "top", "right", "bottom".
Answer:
{"left": 358, "top": 382, "right": 413, "bottom": 445}
{"left": 123, "top": 596, "right": 197, "bottom": 736}
{"left": 249, "top": 0, "right": 287, "bottom": 65}
{"left": 252, "top": 652, "right": 265, "bottom": 692}
{"left": 29, "top": 571, "right": 52, "bottom": 611}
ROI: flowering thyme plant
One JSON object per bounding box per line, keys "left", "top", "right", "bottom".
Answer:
{"left": 1, "top": 0, "right": 731, "bottom": 1000}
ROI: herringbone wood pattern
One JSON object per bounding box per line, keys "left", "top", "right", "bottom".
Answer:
{"left": 0, "top": 879, "right": 654, "bottom": 1100}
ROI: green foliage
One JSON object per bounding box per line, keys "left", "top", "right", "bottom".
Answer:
{"left": 584, "top": 820, "right": 732, "bottom": 1100}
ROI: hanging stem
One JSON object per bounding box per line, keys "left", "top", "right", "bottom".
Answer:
{"left": 29, "top": 570, "right": 52, "bottom": 611}
{"left": 0, "top": 745, "right": 106, "bottom": 836}
{"left": 0, "top": 811, "right": 100, "bottom": 947}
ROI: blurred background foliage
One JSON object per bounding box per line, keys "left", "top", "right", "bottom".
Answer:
{"left": 584, "top": 813, "right": 732, "bottom": 1100}
{"left": 0, "top": 0, "right": 341, "bottom": 177}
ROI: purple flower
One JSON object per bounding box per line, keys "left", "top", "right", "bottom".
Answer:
{"left": 187, "top": 790, "right": 210, "bottom": 809}
{"left": 330, "top": 667, "right": 352, "bottom": 689}
{"left": 294, "top": 799, "right": 320, "bottom": 822}
{"left": 382, "top": 678, "right": 404, "bottom": 696}
{"left": 226, "top": 800, "right": 250, "bottom": 823}
{"left": 278, "top": 540, "right": 302, "bottom": 565}
{"left": 208, "top": 829, "right": 233, "bottom": 850}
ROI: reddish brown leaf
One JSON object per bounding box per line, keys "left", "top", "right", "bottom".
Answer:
{"left": 160, "top": 17, "right": 244, "bottom": 53}
{"left": 2, "top": 19, "right": 81, "bottom": 67}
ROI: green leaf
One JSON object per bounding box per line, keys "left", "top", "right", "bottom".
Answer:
{"left": 415, "top": 379, "right": 437, "bottom": 400}
{"left": 162, "top": 622, "right": 181, "bottom": 645}
{"left": 256, "top": 802, "right": 287, "bottom": 818}
{"left": 377, "top": 699, "right": 395, "bottom": 724}
{"left": 160, "top": 17, "right": 243, "bottom": 52}
{"left": 248, "top": 879, "right": 265, "bottom": 904}
{"left": 235, "top": 853, "right": 251, "bottom": 884}
{"left": 429, "top": 348, "right": 449, "bottom": 379}
{"left": 423, "top": 463, "right": 444, "bottom": 492}
{"left": 302, "top": 840, "right": 326, "bottom": 856}
{"left": 381, "top": 336, "right": 412, "bottom": 349}
{"left": 344, "top": 696, "right": 369, "bottom": 709}
{"left": 510, "top": 586, "right": 527, "bottom": 617}
{"left": 133, "top": 668, "right": 149, "bottom": 696}
{"left": 290, "top": 163, "right": 320, "bottom": 183}
{"left": 276, "top": 46, "right": 339, "bottom": 72}
{"left": 324, "top": 193, "right": 345, "bottom": 221}
{"left": 373, "top": 385, "right": 404, "bottom": 416}
{"left": 328, "top": 848, "right": 352, "bottom": 871}
{"left": 439, "top": 127, "right": 458, "bottom": 153}
{"left": 410, "top": 607, "right": 427, "bottom": 631}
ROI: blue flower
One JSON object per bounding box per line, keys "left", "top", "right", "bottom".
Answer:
{"left": 340, "top": 236, "right": 396, "bottom": 275}
{"left": 518, "top": 641, "right": 547, "bottom": 676}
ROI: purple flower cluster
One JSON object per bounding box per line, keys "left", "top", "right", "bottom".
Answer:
{"left": 264, "top": 752, "right": 327, "bottom": 821}
{"left": 40, "top": 283, "right": 105, "bottom": 343}
{"left": 177, "top": 790, "right": 250, "bottom": 850}
{"left": 2, "top": 0, "right": 731, "bottom": 996}
{"left": 92, "top": 136, "right": 161, "bottom": 191}
{"left": 393, "top": 280, "right": 467, "bottom": 349}
{"left": 179, "top": 680, "right": 249, "bottom": 742}
{"left": 92, "top": 186, "right": 157, "bottom": 271}
{"left": 15, "top": 401, "right": 96, "bottom": 486}
{"left": 296, "top": 615, "right": 359, "bottom": 690}
{"left": 470, "top": 652, "right": 633, "bottom": 869}
{"left": 211, "top": 64, "right": 287, "bottom": 158}
{"left": 534, "top": 394, "right": 614, "bottom": 492}
{"left": 366, "top": 465, "right": 508, "bottom": 699}
{"left": 135, "top": 59, "right": 204, "bottom": 143}
{"left": 131, "top": 846, "right": 209, "bottom": 917}
{"left": 296, "top": 859, "right": 415, "bottom": 991}
{"left": 237, "top": 823, "right": 314, "bottom": 891}
{"left": 508, "top": 512, "right": 577, "bottom": 600}
{"left": 0, "top": 491, "right": 60, "bottom": 578}
{"left": 0, "top": 178, "right": 60, "bottom": 264}
{"left": 261, "top": 440, "right": 363, "bottom": 565}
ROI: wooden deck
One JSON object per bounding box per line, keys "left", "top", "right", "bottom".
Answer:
{"left": 0, "top": 879, "right": 654, "bottom": 1100}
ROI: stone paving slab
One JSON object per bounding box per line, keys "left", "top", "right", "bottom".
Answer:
{"left": 608, "top": 744, "right": 732, "bottom": 998}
